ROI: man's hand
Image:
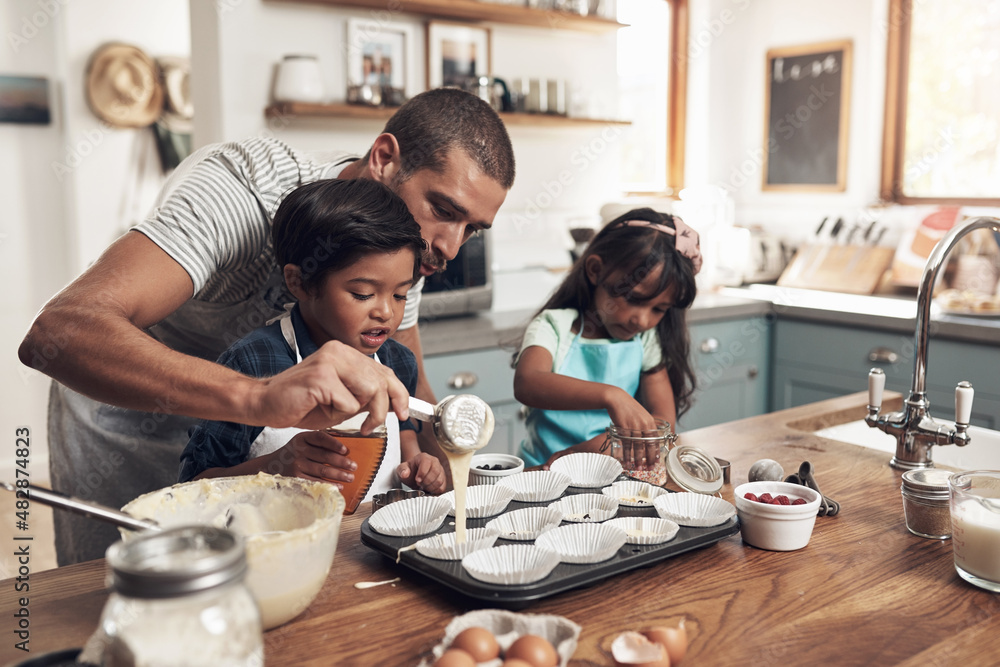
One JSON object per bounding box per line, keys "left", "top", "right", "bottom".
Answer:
{"left": 396, "top": 452, "right": 446, "bottom": 494}
{"left": 251, "top": 340, "right": 411, "bottom": 432}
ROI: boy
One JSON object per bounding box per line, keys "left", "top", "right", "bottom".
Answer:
{"left": 179, "top": 178, "right": 445, "bottom": 495}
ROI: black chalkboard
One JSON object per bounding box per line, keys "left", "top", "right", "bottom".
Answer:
{"left": 763, "top": 40, "right": 852, "bottom": 191}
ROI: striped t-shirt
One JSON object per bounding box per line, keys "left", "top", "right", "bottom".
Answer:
{"left": 132, "top": 137, "right": 423, "bottom": 361}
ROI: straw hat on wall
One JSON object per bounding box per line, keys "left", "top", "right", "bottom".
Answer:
{"left": 85, "top": 42, "right": 164, "bottom": 128}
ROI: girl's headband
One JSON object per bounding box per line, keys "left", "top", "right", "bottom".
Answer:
{"left": 620, "top": 217, "right": 703, "bottom": 275}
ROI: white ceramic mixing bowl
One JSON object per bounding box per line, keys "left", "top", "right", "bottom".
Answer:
{"left": 121, "top": 473, "right": 345, "bottom": 629}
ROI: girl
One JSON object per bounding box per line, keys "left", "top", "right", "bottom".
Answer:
{"left": 513, "top": 208, "right": 701, "bottom": 469}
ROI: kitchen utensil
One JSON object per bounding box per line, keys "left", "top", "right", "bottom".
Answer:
{"left": 372, "top": 488, "right": 426, "bottom": 512}
{"left": 1, "top": 481, "right": 160, "bottom": 533}
{"left": 784, "top": 462, "right": 840, "bottom": 516}
{"left": 79, "top": 526, "right": 262, "bottom": 667}
{"left": 734, "top": 481, "right": 822, "bottom": 551}
{"left": 120, "top": 473, "right": 345, "bottom": 630}
{"left": 409, "top": 394, "right": 496, "bottom": 455}
{"left": 469, "top": 453, "right": 525, "bottom": 485}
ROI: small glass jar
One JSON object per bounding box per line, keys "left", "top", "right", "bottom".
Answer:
{"left": 87, "top": 526, "right": 263, "bottom": 666}
{"left": 901, "top": 468, "right": 953, "bottom": 539}
{"left": 606, "top": 420, "right": 675, "bottom": 486}
{"left": 666, "top": 443, "right": 724, "bottom": 495}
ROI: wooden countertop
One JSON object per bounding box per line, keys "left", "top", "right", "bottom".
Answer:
{"left": 4, "top": 392, "right": 999, "bottom": 666}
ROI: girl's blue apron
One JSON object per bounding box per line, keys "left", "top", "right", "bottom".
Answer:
{"left": 521, "top": 321, "right": 643, "bottom": 467}
{"left": 248, "top": 309, "right": 400, "bottom": 499}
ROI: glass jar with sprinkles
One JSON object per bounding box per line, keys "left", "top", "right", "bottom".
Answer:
{"left": 901, "top": 468, "right": 953, "bottom": 539}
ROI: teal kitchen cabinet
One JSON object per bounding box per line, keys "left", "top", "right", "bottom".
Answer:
{"left": 679, "top": 315, "right": 773, "bottom": 431}
{"left": 771, "top": 319, "right": 1000, "bottom": 429}
{"left": 422, "top": 348, "right": 527, "bottom": 455}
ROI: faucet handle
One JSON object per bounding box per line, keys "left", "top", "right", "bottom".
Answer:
{"left": 956, "top": 381, "right": 974, "bottom": 425}
{"left": 868, "top": 368, "right": 886, "bottom": 413}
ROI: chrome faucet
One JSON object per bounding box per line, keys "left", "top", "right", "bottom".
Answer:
{"left": 865, "top": 215, "right": 1000, "bottom": 469}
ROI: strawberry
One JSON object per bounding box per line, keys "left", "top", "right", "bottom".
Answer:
{"left": 759, "top": 493, "right": 774, "bottom": 504}
{"left": 744, "top": 492, "right": 759, "bottom": 502}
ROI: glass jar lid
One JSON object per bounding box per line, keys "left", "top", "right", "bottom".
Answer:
{"left": 666, "top": 444, "right": 723, "bottom": 495}
{"left": 901, "top": 468, "right": 952, "bottom": 501}
{"left": 107, "top": 525, "right": 247, "bottom": 599}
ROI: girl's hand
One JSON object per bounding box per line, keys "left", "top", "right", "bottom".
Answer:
{"left": 270, "top": 430, "right": 357, "bottom": 485}
{"left": 396, "top": 452, "right": 446, "bottom": 494}
{"left": 604, "top": 388, "right": 663, "bottom": 471}
{"left": 604, "top": 386, "right": 657, "bottom": 432}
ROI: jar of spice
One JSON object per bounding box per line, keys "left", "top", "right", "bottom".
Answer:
{"left": 901, "top": 468, "right": 953, "bottom": 539}
{"left": 605, "top": 420, "right": 675, "bottom": 486}
{"left": 81, "top": 526, "right": 263, "bottom": 666}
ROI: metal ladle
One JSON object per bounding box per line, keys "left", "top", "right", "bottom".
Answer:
{"left": 1, "top": 481, "right": 160, "bottom": 532}
{"left": 409, "top": 394, "right": 495, "bottom": 455}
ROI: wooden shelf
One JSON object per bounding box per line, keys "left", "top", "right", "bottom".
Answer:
{"left": 266, "top": 101, "right": 631, "bottom": 126}
{"left": 267, "top": 0, "right": 625, "bottom": 33}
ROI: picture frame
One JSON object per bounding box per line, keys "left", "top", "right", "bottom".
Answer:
{"left": 346, "top": 18, "right": 416, "bottom": 99}
{"left": 426, "top": 21, "right": 491, "bottom": 90}
{"left": 762, "top": 39, "right": 852, "bottom": 192}
{"left": 0, "top": 75, "right": 51, "bottom": 124}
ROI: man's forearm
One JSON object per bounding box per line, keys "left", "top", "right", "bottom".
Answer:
{"left": 20, "top": 302, "right": 256, "bottom": 422}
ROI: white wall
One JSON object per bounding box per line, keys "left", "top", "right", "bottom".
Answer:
{"left": 2, "top": 0, "right": 189, "bottom": 480}
{"left": 1, "top": 0, "right": 69, "bottom": 480}
{"left": 686, "top": 0, "right": 891, "bottom": 241}
{"left": 190, "top": 0, "right": 623, "bottom": 277}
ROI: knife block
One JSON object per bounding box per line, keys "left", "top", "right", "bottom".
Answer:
{"left": 777, "top": 244, "right": 896, "bottom": 295}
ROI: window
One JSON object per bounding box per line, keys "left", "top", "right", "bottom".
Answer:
{"left": 617, "top": 0, "right": 687, "bottom": 196}
{"left": 882, "top": 0, "right": 1000, "bottom": 203}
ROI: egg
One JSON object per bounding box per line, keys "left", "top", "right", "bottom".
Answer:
{"left": 610, "top": 631, "right": 670, "bottom": 667}
{"left": 642, "top": 619, "right": 688, "bottom": 664}
{"left": 506, "top": 634, "right": 559, "bottom": 667}
{"left": 451, "top": 626, "right": 500, "bottom": 662}
{"left": 748, "top": 459, "right": 785, "bottom": 483}
{"left": 502, "top": 661, "right": 536, "bottom": 667}
{"left": 434, "top": 648, "right": 477, "bottom": 667}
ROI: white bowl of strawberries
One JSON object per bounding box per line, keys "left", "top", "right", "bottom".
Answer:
{"left": 734, "top": 481, "right": 822, "bottom": 551}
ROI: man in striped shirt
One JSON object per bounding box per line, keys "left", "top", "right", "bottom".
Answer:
{"left": 19, "top": 88, "right": 515, "bottom": 565}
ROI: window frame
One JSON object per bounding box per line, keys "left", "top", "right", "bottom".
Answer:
{"left": 624, "top": 0, "right": 688, "bottom": 198}
{"left": 880, "top": 0, "right": 1000, "bottom": 205}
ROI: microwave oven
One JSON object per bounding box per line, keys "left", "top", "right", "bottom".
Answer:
{"left": 418, "top": 232, "right": 493, "bottom": 319}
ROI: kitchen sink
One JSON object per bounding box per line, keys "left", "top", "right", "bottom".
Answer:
{"left": 814, "top": 420, "right": 1000, "bottom": 470}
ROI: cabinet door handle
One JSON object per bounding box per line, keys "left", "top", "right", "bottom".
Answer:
{"left": 748, "top": 365, "right": 759, "bottom": 379}
{"left": 868, "top": 347, "right": 899, "bottom": 364}
{"left": 699, "top": 337, "right": 720, "bottom": 354}
{"left": 448, "top": 371, "right": 479, "bottom": 389}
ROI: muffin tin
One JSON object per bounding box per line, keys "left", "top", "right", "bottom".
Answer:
{"left": 361, "top": 479, "right": 739, "bottom": 607}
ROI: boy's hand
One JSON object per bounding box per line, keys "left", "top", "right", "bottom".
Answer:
{"left": 396, "top": 452, "right": 446, "bottom": 494}
{"left": 270, "top": 430, "right": 357, "bottom": 485}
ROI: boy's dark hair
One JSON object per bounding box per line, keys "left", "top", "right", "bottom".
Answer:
{"left": 272, "top": 178, "right": 425, "bottom": 292}
{"left": 372, "top": 88, "right": 515, "bottom": 190}
{"left": 525, "top": 207, "right": 698, "bottom": 417}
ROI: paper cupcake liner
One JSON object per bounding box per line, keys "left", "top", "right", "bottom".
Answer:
{"left": 550, "top": 452, "right": 623, "bottom": 488}
{"left": 420, "top": 609, "right": 582, "bottom": 667}
{"left": 497, "top": 470, "right": 572, "bottom": 503}
{"left": 415, "top": 527, "right": 500, "bottom": 561}
{"left": 653, "top": 492, "right": 736, "bottom": 527}
{"left": 601, "top": 480, "right": 667, "bottom": 508}
{"left": 548, "top": 493, "right": 618, "bottom": 523}
{"left": 368, "top": 495, "right": 451, "bottom": 537}
{"left": 534, "top": 522, "right": 627, "bottom": 564}
{"left": 461, "top": 544, "right": 561, "bottom": 585}
{"left": 443, "top": 484, "right": 517, "bottom": 518}
{"left": 606, "top": 516, "right": 680, "bottom": 545}
{"left": 486, "top": 506, "right": 564, "bottom": 541}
